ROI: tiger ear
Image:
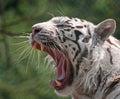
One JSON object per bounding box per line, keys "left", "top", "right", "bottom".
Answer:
{"left": 95, "top": 19, "right": 116, "bottom": 41}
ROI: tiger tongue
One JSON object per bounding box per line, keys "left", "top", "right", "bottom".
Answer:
{"left": 50, "top": 56, "right": 66, "bottom": 88}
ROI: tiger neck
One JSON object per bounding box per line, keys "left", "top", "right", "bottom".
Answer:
{"left": 72, "top": 45, "right": 113, "bottom": 97}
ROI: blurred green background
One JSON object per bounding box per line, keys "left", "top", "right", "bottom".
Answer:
{"left": 0, "top": 0, "right": 120, "bottom": 99}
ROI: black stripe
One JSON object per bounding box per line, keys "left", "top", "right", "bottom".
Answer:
{"left": 72, "top": 30, "right": 83, "bottom": 62}
{"left": 100, "top": 73, "right": 111, "bottom": 91}
{"left": 73, "top": 50, "right": 80, "bottom": 62}
{"left": 107, "top": 48, "right": 113, "bottom": 64}
{"left": 76, "top": 47, "right": 89, "bottom": 75}
{"left": 104, "top": 76, "right": 120, "bottom": 98}
{"left": 68, "top": 63, "right": 74, "bottom": 85}
{"left": 62, "top": 31, "right": 81, "bottom": 58}
{"left": 114, "top": 92, "right": 120, "bottom": 99}
{"left": 74, "top": 30, "right": 83, "bottom": 41}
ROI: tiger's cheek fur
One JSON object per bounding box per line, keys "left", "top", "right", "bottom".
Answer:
{"left": 56, "top": 27, "right": 91, "bottom": 61}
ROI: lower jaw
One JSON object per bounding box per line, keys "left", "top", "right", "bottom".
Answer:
{"left": 54, "top": 86, "right": 74, "bottom": 97}
{"left": 50, "top": 79, "right": 68, "bottom": 90}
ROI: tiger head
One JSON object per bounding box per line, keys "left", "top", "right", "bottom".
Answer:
{"left": 30, "top": 17, "right": 116, "bottom": 96}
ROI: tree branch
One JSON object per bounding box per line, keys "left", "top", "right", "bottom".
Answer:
{"left": 0, "top": 29, "right": 30, "bottom": 38}
{"left": 4, "top": 15, "right": 41, "bottom": 27}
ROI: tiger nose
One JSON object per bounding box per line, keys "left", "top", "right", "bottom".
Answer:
{"left": 32, "top": 27, "right": 42, "bottom": 35}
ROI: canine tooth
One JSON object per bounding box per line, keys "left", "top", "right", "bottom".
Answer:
{"left": 33, "top": 42, "right": 37, "bottom": 49}
{"left": 40, "top": 43, "right": 44, "bottom": 51}
{"left": 55, "top": 80, "right": 62, "bottom": 87}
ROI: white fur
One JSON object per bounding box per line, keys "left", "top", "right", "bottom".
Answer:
{"left": 31, "top": 17, "right": 120, "bottom": 99}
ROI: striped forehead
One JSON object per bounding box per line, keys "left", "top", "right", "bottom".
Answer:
{"left": 51, "top": 17, "right": 88, "bottom": 25}
{"left": 51, "top": 17, "right": 89, "bottom": 34}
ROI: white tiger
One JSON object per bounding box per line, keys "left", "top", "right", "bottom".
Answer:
{"left": 30, "top": 16, "right": 120, "bottom": 99}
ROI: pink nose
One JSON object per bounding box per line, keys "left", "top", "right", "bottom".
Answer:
{"left": 32, "top": 27, "right": 42, "bottom": 35}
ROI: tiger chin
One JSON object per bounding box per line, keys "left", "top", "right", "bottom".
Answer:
{"left": 30, "top": 16, "right": 120, "bottom": 99}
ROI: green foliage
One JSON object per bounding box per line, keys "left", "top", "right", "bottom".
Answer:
{"left": 0, "top": 0, "right": 120, "bottom": 99}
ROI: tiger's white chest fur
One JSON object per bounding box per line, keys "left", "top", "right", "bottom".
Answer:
{"left": 73, "top": 36, "right": 120, "bottom": 99}
{"left": 30, "top": 17, "right": 120, "bottom": 99}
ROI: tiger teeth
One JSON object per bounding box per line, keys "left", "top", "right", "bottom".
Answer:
{"left": 55, "top": 80, "right": 62, "bottom": 87}
{"left": 33, "top": 42, "right": 37, "bottom": 49}
{"left": 40, "top": 43, "right": 44, "bottom": 51}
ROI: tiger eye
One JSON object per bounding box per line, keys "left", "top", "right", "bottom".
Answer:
{"left": 82, "top": 37, "right": 90, "bottom": 43}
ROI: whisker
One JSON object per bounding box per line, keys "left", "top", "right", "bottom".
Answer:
{"left": 52, "top": 42, "right": 61, "bottom": 55}
{"left": 17, "top": 36, "right": 30, "bottom": 39}
{"left": 13, "top": 45, "right": 32, "bottom": 67}
{"left": 11, "top": 40, "right": 29, "bottom": 54}
{"left": 18, "top": 48, "right": 32, "bottom": 63}
{"left": 12, "top": 34, "right": 30, "bottom": 39}
{"left": 25, "top": 48, "right": 34, "bottom": 73}
{"left": 17, "top": 46, "right": 31, "bottom": 62}
{"left": 37, "top": 50, "right": 41, "bottom": 69}
{"left": 47, "top": 12, "right": 55, "bottom": 17}
{"left": 12, "top": 40, "right": 29, "bottom": 45}
{"left": 45, "top": 55, "right": 54, "bottom": 68}
{"left": 49, "top": 44, "right": 56, "bottom": 65}
{"left": 31, "top": 49, "right": 35, "bottom": 64}
{"left": 44, "top": 42, "right": 49, "bottom": 64}
{"left": 57, "top": 8, "right": 65, "bottom": 16}
{"left": 45, "top": 43, "right": 55, "bottom": 68}
{"left": 11, "top": 45, "right": 26, "bottom": 55}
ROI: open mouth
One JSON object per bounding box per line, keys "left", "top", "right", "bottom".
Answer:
{"left": 31, "top": 36, "right": 73, "bottom": 90}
